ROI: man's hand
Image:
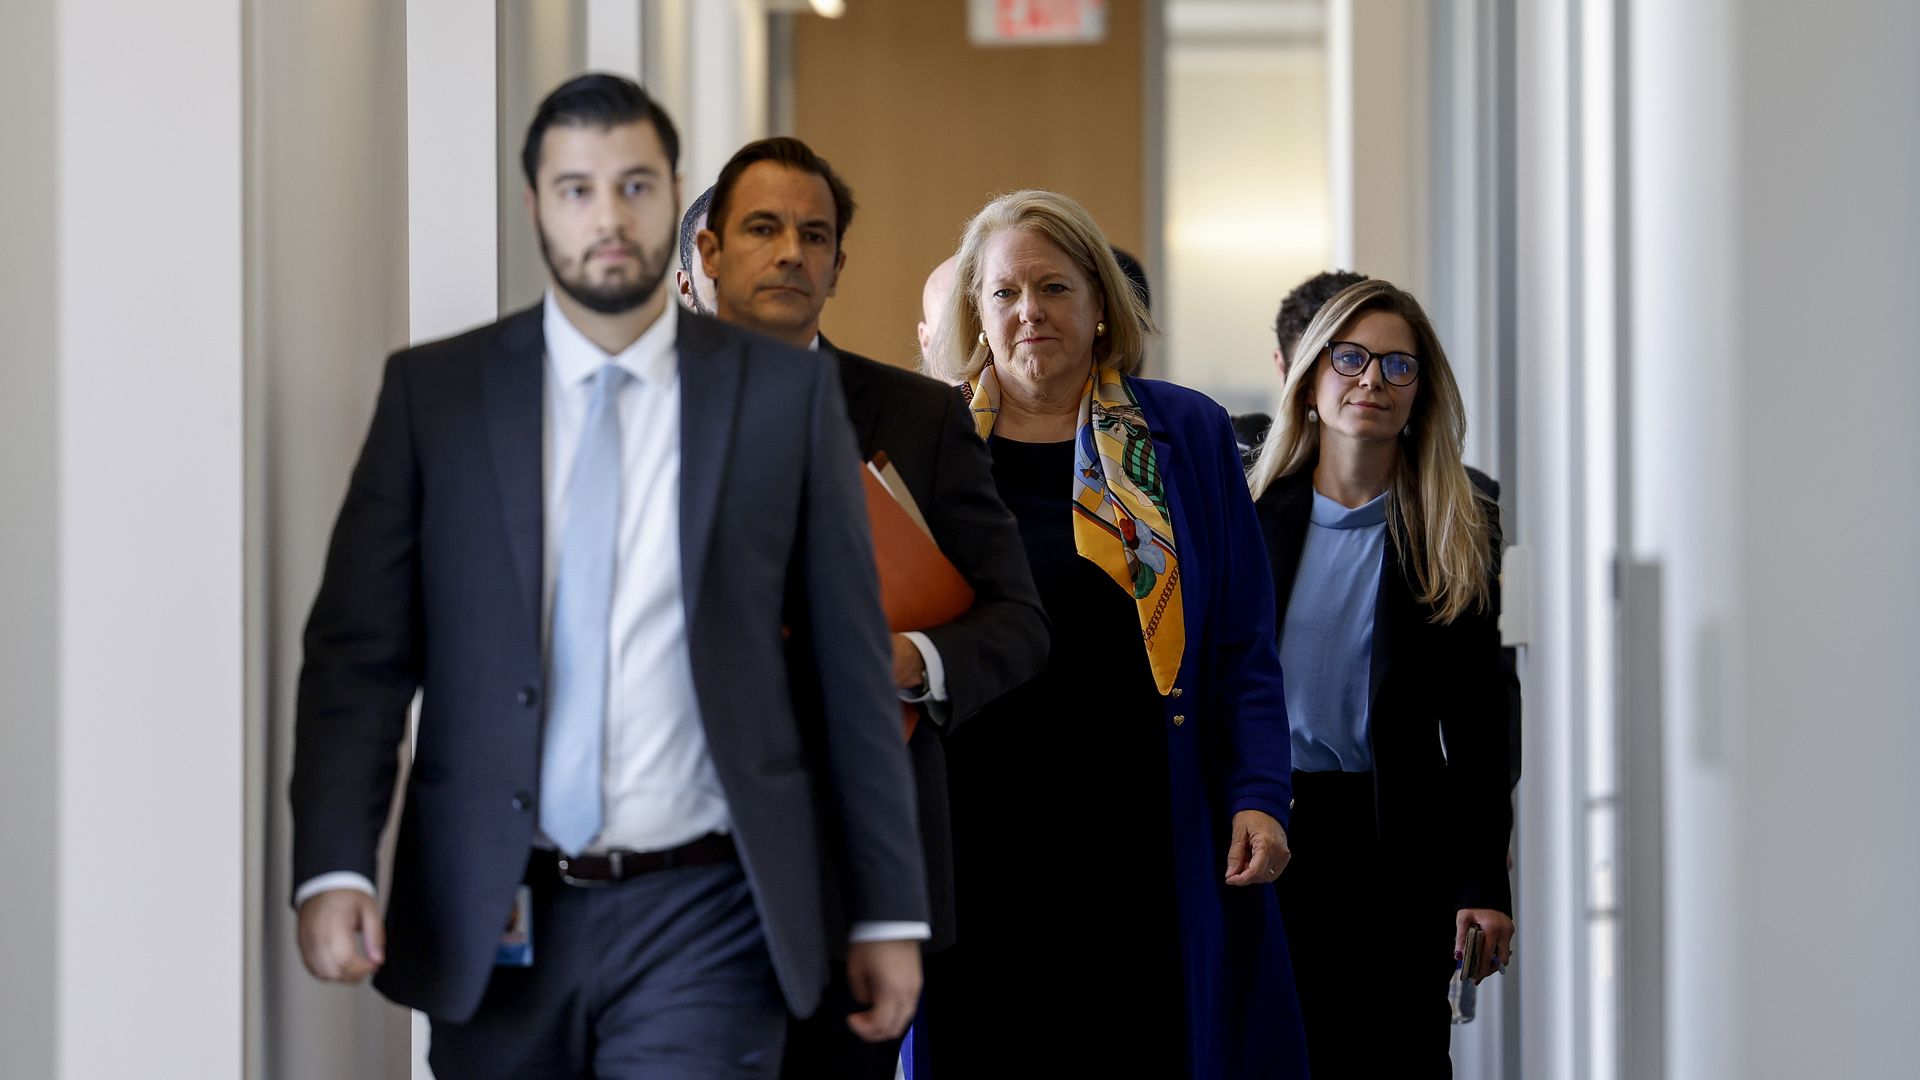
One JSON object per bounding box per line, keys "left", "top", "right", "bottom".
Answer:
{"left": 1224, "top": 809, "right": 1291, "bottom": 886}
{"left": 1456, "top": 908, "right": 1515, "bottom": 984}
{"left": 297, "top": 888, "right": 385, "bottom": 983}
{"left": 890, "top": 634, "right": 927, "bottom": 692}
{"left": 844, "top": 939, "right": 922, "bottom": 1043}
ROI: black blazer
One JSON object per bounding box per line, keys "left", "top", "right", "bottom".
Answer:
{"left": 291, "top": 306, "right": 928, "bottom": 1023}
{"left": 1254, "top": 468, "right": 1513, "bottom": 915}
{"left": 817, "top": 339, "right": 1048, "bottom": 951}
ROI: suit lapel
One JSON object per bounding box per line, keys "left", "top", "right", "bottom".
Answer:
{"left": 677, "top": 313, "right": 743, "bottom": 615}
{"left": 820, "top": 336, "right": 879, "bottom": 460}
{"left": 1368, "top": 534, "right": 1410, "bottom": 718}
{"left": 1255, "top": 471, "right": 1314, "bottom": 623}
{"left": 481, "top": 307, "right": 547, "bottom": 638}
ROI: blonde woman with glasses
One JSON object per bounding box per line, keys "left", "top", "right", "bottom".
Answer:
{"left": 1248, "top": 279, "right": 1515, "bottom": 1078}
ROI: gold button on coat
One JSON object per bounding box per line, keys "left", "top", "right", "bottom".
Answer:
{"left": 1172, "top": 714, "right": 1186, "bottom": 726}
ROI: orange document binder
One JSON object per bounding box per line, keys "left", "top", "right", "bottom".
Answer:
{"left": 861, "top": 453, "right": 974, "bottom": 740}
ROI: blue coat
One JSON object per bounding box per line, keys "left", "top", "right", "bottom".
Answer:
{"left": 1128, "top": 377, "right": 1311, "bottom": 1079}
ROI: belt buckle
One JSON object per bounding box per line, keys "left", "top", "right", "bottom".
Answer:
{"left": 555, "top": 851, "right": 620, "bottom": 888}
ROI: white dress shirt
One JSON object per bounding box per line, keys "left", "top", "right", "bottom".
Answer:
{"left": 300, "top": 298, "right": 924, "bottom": 943}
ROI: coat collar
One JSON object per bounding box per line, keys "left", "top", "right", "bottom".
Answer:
{"left": 1255, "top": 467, "right": 1407, "bottom": 720}
{"left": 481, "top": 305, "right": 547, "bottom": 638}
{"left": 1253, "top": 469, "right": 1315, "bottom": 617}
{"left": 674, "top": 311, "right": 743, "bottom": 614}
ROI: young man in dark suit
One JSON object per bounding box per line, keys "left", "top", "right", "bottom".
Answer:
{"left": 291, "top": 76, "right": 928, "bottom": 1078}
{"left": 695, "top": 136, "right": 1049, "bottom": 1080}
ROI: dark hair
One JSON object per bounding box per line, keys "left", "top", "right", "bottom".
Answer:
{"left": 1274, "top": 269, "right": 1369, "bottom": 360}
{"left": 520, "top": 73, "right": 681, "bottom": 188}
{"left": 679, "top": 185, "right": 715, "bottom": 279}
{"left": 706, "top": 137, "right": 856, "bottom": 252}
{"left": 1111, "top": 247, "right": 1152, "bottom": 314}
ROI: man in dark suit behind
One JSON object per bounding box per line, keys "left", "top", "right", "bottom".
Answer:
{"left": 692, "top": 137, "right": 1049, "bottom": 1079}
{"left": 291, "top": 76, "right": 927, "bottom": 1078}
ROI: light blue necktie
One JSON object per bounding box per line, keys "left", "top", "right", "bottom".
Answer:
{"left": 541, "top": 363, "right": 631, "bottom": 855}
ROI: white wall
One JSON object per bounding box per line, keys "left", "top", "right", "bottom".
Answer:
{"left": 1626, "top": 4, "right": 1739, "bottom": 1075}
{"left": 1632, "top": 2, "right": 1920, "bottom": 1076}
{"left": 52, "top": 0, "right": 247, "bottom": 1076}
{"left": 0, "top": 0, "right": 61, "bottom": 1072}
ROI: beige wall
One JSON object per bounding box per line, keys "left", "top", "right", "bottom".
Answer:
{"left": 791, "top": 0, "right": 1146, "bottom": 365}
{"left": 1162, "top": 42, "right": 1330, "bottom": 414}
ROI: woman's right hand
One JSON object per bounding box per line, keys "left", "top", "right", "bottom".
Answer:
{"left": 1223, "top": 809, "right": 1291, "bottom": 886}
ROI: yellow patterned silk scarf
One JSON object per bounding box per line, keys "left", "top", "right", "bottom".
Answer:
{"left": 966, "top": 363, "right": 1185, "bottom": 694}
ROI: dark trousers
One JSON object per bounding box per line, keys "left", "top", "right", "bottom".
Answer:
{"left": 428, "top": 857, "right": 787, "bottom": 1080}
{"left": 778, "top": 963, "right": 907, "bottom": 1080}
{"left": 1276, "top": 770, "right": 1456, "bottom": 1080}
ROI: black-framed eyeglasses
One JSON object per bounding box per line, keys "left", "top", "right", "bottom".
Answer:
{"left": 1326, "top": 340, "right": 1421, "bottom": 386}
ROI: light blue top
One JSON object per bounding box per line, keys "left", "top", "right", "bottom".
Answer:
{"left": 1280, "top": 489, "right": 1388, "bottom": 772}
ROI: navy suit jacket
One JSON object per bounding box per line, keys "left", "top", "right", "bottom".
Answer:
{"left": 291, "top": 305, "right": 928, "bottom": 1022}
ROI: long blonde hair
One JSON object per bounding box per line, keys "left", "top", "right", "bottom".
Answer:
{"left": 1247, "top": 279, "right": 1494, "bottom": 623}
{"left": 926, "top": 190, "right": 1155, "bottom": 383}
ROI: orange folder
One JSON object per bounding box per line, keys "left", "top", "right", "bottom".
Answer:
{"left": 861, "top": 453, "right": 974, "bottom": 741}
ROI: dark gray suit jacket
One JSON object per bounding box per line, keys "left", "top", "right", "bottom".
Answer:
{"left": 819, "top": 340, "right": 1047, "bottom": 952}
{"left": 291, "top": 305, "right": 927, "bottom": 1023}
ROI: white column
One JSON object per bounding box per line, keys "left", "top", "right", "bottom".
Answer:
{"left": 51, "top": 0, "right": 247, "bottom": 1076}
{"left": 1325, "top": 0, "right": 1431, "bottom": 298}
{"left": 684, "top": 0, "right": 769, "bottom": 197}
{"left": 587, "top": 0, "right": 646, "bottom": 82}
{"left": 1511, "top": 0, "right": 1580, "bottom": 1075}
{"left": 408, "top": 0, "right": 500, "bottom": 340}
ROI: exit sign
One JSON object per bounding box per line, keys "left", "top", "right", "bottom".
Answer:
{"left": 970, "top": 0, "right": 1109, "bottom": 46}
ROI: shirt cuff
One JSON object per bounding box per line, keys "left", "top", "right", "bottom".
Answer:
{"left": 294, "top": 871, "right": 377, "bottom": 909}
{"left": 898, "top": 631, "right": 948, "bottom": 704}
{"left": 848, "top": 920, "right": 932, "bottom": 944}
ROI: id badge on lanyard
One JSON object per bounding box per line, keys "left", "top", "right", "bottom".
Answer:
{"left": 495, "top": 884, "right": 534, "bottom": 967}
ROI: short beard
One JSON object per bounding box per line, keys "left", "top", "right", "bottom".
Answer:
{"left": 537, "top": 216, "right": 674, "bottom": 316}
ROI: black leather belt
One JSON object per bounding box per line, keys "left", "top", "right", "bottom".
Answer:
{"left": 543, "top": 833, "right": 737, "bottom": 887}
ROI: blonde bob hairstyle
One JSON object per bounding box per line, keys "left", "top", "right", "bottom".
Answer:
{"left": 927, "top": 189, "right": 1155, "bottom": 384}
{"left": 1247, "top": 279, "right": 1494, "bottom": 623}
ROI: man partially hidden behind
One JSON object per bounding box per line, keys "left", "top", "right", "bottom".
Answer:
{"left": 1232, "top": 269, "right": 1370, "bottom": 462}
{"left": 675, "top": 182, "right": 717, "bottom": 316}
{"left": 915, "top": 253, "right": 957, "bottom": 374}
{"left": 695, "top": 136, "right": 1049, "bottom": 1079}
{"left": 291, "top": 75, "right": 928, "bottom": 1078}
